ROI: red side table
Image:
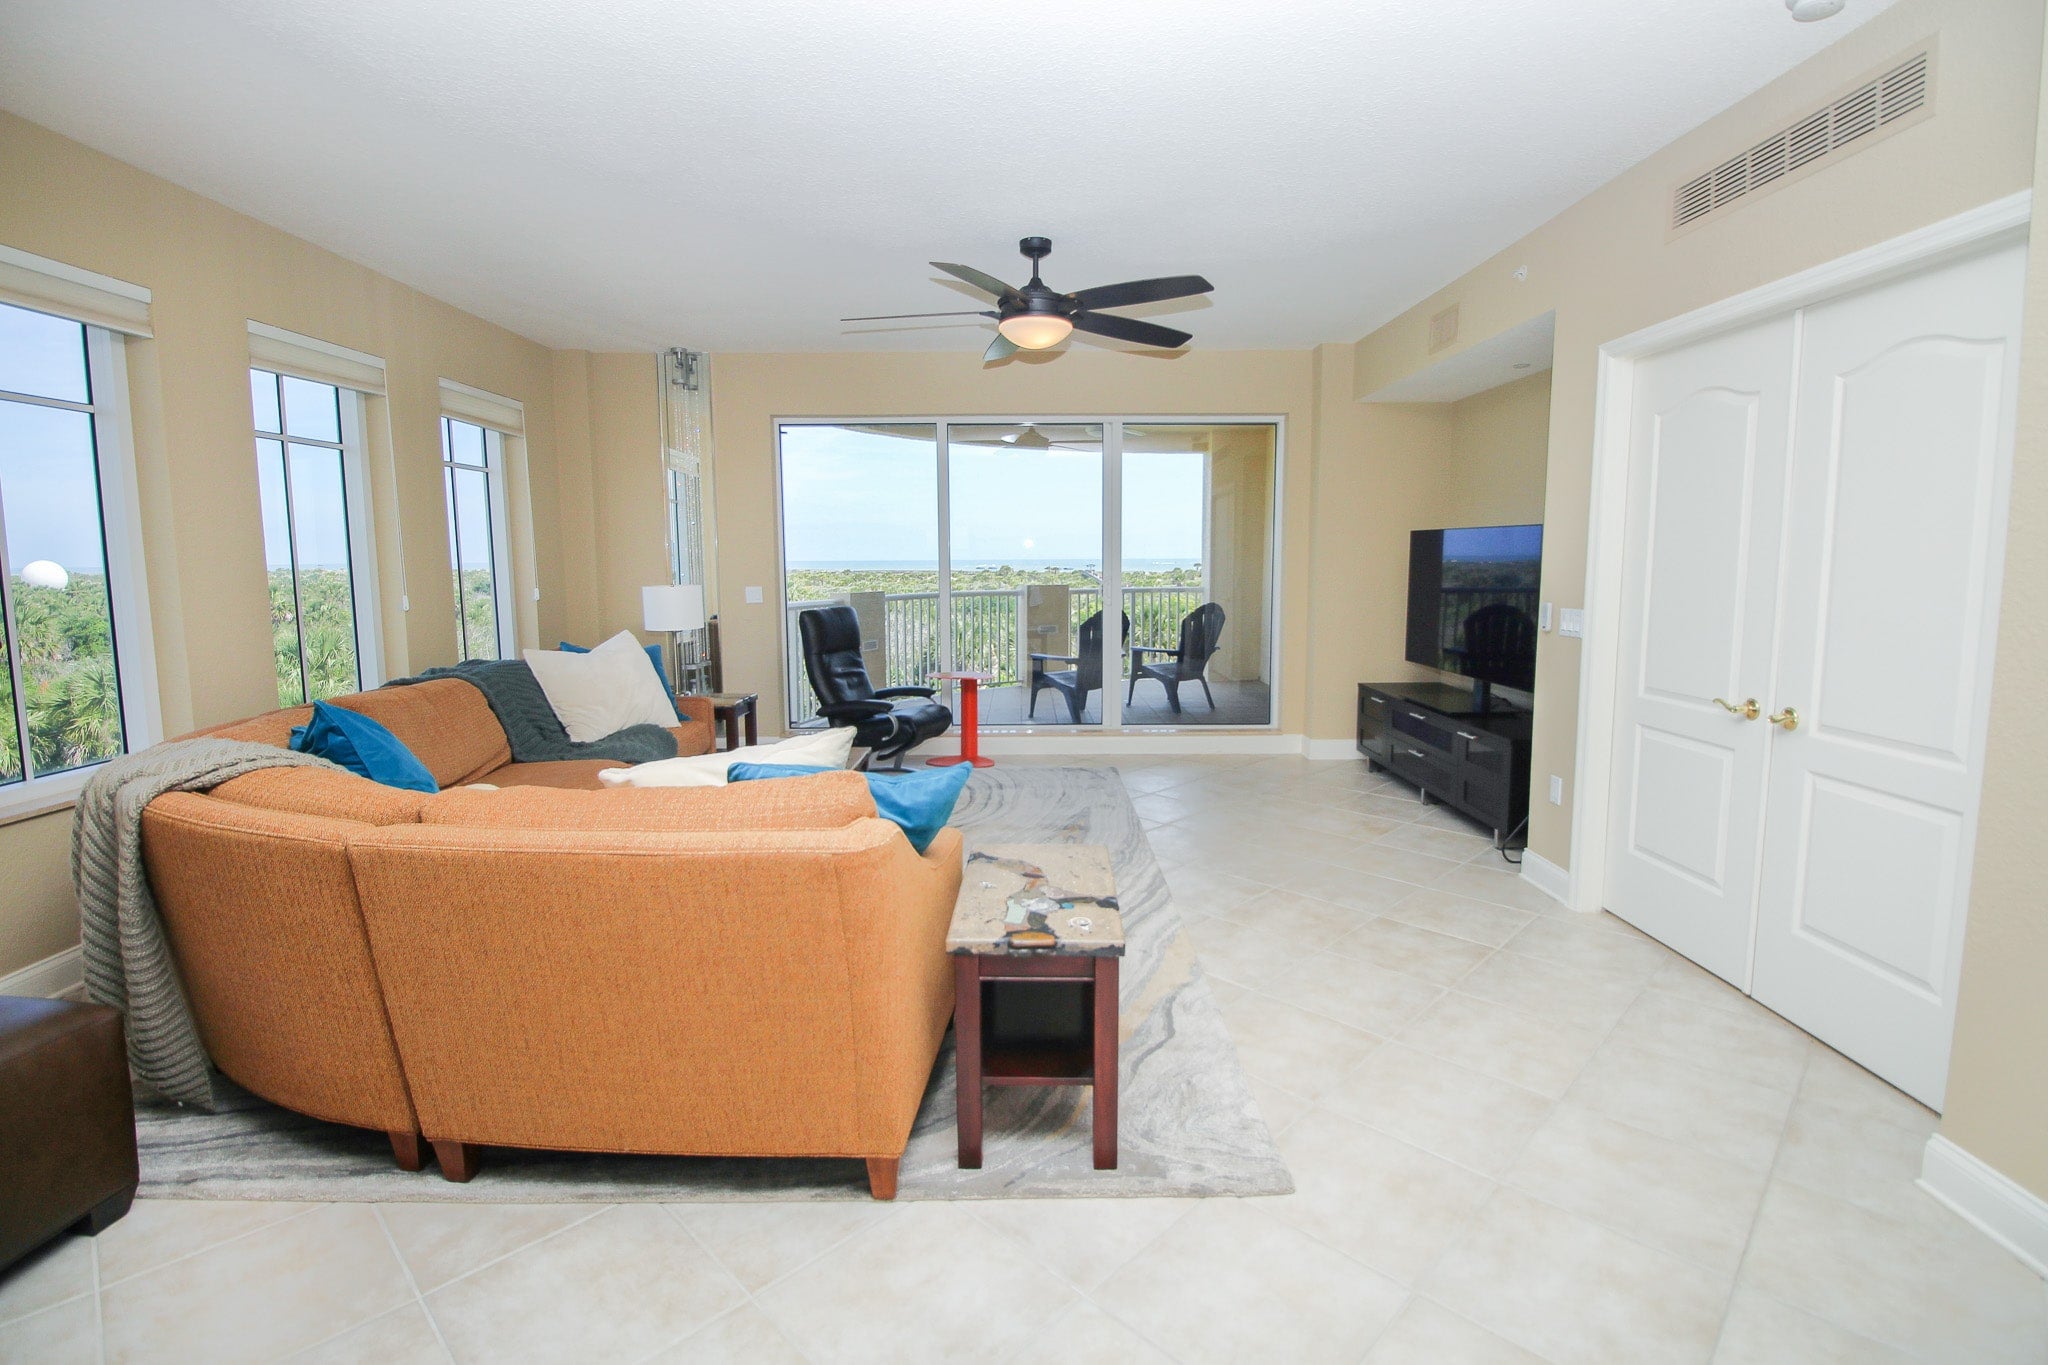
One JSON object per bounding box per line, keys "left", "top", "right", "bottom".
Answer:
{"left": 927, "top": 672, "right": 996, "bottom": 768}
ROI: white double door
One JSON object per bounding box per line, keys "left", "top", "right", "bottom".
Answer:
{"left": 1605, "top": 241, "right": 2025, "bottom": 1107}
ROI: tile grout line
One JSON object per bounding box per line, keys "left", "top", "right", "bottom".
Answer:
{"left": 91, "top": 1231, "right": 104, "bottom": 1365}
{"left": 92, "top": 1201, "right": 325, "bottom": 1293}
{"left": 369, "top": 1205, "right": 455, "bottom": 1363}
{"left": 402, "top": 1201, "right": 614, "bottom": 1297}
{"left": 1704, "top": 1043, "right": 1816, "bottom": 1361}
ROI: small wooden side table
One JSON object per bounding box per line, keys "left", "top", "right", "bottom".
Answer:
{"left": 927, "top": 671, "right": 995, "bottom": 768}
{"left": 948, "top": 844, "right": 1122, "bottom": 1170}
{"left": 692, "top": 692, "right": 758, "bottom": 751}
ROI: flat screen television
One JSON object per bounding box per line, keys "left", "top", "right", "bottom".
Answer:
{"left": 1406, "top": 524, "right": 1543, "bottom": 703}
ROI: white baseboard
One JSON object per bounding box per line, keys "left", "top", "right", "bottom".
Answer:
{"left": 1920, "top": 1135, "right": 2048, "bottom": 1279}
{"left": 1519, "top": 850, "right": 1574, "bottom": 908}
{"left": 1303, "top": 738, "right": 1362, "bottom": 761}
{"left": 0, "top": 945, "right": 84, "bottom": 999}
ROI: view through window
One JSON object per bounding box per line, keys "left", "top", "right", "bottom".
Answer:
{"left": 778, "top": 420, "right": 1276, "bottom": 730}
{"left": 441, "top": 416, "right": 507, "bottom": 661}
{"left": 0, "top": 301, "right": 128, "bottom": 787}
{"left": 253, "top": 368, "right": 372, "bottom": 706}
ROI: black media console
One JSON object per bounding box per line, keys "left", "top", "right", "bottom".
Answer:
{"left": 1356, "top": 682, "right": 1532, "bottom": 849}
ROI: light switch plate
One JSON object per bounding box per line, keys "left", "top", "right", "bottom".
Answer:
{"left": 1548, "top": 775, "right": 1564, "bottom": 805}
{"left": 1558, "top": 607, "right": 1585, "bottom": 639}
{"left": 1539, "top": 601, "right": 1554, "bottom": 632}
{"left": 744, "top": 586, "right": 764, "bottom": 604}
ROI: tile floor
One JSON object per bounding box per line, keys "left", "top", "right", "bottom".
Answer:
{"left": 3, "top": 754, "right": 2044, "bottom": 1363}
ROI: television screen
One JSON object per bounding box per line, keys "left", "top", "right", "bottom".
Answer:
{"left": 1406, "top": 524, "right": 1543, "bottom": 692}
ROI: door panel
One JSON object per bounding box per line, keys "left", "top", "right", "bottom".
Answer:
{"left": 1750, "top": 242, "right": 2025, "bottom": 1107}
{"left": 1604, "top": 317, "right": 1796, "bottom": 986}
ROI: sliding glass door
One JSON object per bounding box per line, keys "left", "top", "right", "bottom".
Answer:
{"left": 1122, "top": 424, "right": 1276, "bottom": 726}
{"left": 776, "top": 418, "right": 1277, "bottom": 732}
{"left": 947, "top": 425, "right": 1103, "bottom": 727}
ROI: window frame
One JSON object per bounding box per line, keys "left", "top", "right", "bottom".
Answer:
{"left": 0, "top": 315, "right": 161, "bottom": 822}
{"left": 251, "top": 367, "right": 386, "bottom": 705}
{"left": 439, "top": 415, "right": 516, "bottom": 662}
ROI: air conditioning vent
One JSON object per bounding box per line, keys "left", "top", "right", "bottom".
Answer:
{"left": 1428, "top": 303, "right": 1460, "bottom": 353}
{"left": 1671, "top": 46, "right": 1933, "bottom": 234}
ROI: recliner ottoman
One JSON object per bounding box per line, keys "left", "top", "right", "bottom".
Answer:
{"left": 0, "top": 996, "right": 139, "bottom": 1271}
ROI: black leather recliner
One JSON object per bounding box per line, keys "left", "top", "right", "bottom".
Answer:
{"left": 798, "top": 605, "right": 953, "bottom": 770}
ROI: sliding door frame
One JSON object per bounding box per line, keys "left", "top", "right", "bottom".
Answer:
{"left": 771, "top": 412, "right": 1286, "bottom": 737}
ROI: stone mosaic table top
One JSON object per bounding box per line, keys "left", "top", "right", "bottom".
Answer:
{"left": 948, "top": 844, "right": 1123, "bottom": 957}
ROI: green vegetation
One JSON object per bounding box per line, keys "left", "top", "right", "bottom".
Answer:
{"left": 453, "top": 567, "right": 502, "bottom": 662}
{"left": 268, "top": 568, "right": 360, "bottom": 706}
{"left": 0, "top": 572, "right": 124, "bottom": 784}
{"left": 785, "top": 564, "right": 1199, "bottom": 601}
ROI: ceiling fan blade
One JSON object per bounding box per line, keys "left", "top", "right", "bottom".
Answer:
{"left": 933, "top": 261, "right": 1023, "bottom": 303}
{"left": 1070, "top": 311, "right": 1193, "bottom": 349}
{"left": 984, "top": 333, "right": 1020, "bottom": 363}
{"left": 1067, "top": 274, "right": 1214, "bottom": 311}
{"left": 840, "top": 310, "right": 996, "bottom": 322}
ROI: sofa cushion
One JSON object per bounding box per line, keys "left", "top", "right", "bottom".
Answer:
{"left": 523, "top": 631, "right": 679, "bottom": 743}
{"left": 730, "top": 762, "right": 970, "bottom": 853}
{"left": 208, "top": 766, "right": 432, "bottom": 826}
{"left": 291, "top": 701, "right": 439, "bottom": 793}
{"left": 479, "top": 759, "right": 619, "bottom": 790}
{"left": 597, "top": 726, "right": 856, "bottom": 788}
{"left": 424, "top": 770, "right": 878, "bottom": 832}
{"left": 192, "top": 679, "right": 511, "bottom": 788}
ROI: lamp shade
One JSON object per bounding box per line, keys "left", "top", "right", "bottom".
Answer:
{"left": 642, "top": 583, "right": 705, "bottom": 632}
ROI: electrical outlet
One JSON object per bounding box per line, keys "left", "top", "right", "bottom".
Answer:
{"left": 744, "top": 586, "right": 764, "bottom": 604}
{"left": 1539, "top": 601, "right": 1554, "bottom": 632}
{"left": 1548, "top": 775, "right": 1564, "bottom": 806}
{"left": 1558, "top": 607, "right": 1585, "bottom": 639}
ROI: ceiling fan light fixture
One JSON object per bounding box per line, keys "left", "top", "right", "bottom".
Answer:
{"left": 1784, "top": 0, "right": 1846, "bottom": 20}
{"left": 997, "top": 313, "right": 1074, "bottom": 350}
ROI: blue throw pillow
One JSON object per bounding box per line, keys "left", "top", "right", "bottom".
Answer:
{"left": 558, "top": 640, "right": 682, "bottom": 720}
{"left": 290, "top": 700, "right": 439, "bottom": 793}
{"left": 728, "top": 762, "right": 972, "bottom": 854}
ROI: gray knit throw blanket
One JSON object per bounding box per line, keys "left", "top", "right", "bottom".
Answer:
{"left": 73, "top": 737, "right": 337, "bottom": 1110}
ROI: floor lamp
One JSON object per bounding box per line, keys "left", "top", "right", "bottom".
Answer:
{"left": 643, "top": 584, "right": 707, "bottom": 695}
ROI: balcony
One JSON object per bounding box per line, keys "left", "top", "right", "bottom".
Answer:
{"left": 784, "top": 585, "right": 1270, "bottom": 728}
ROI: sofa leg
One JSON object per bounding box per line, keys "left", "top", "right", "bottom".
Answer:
{"left": 388, "top": 1129, "right": 426, "bottom": 1172}
{"left": 432, "top": 1140, "right": 481, "bottom": 1183}
{"left": 865, "top": 1157, "right": 899, "bottom": 1201}
{"left": 74, "top": 1186, "right": 135, "bottom": 1236}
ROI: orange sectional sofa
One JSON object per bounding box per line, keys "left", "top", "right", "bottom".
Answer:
{"left": 137, "top": 678, "right": 962, "bottom": 1198}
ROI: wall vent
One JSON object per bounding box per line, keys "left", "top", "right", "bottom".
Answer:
{"left": 1427, "top": 303, "right": 1460, "bottom": 353}
{"left": 1671, "top": 45, "right": 1934, "bottom": 235}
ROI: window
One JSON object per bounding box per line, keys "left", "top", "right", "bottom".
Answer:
{"left": 0, "top": 298, "right": 154, "bottom": 806}
{"left": 440, "top": 416, "right": 512, "bottom": 661}
{"left": 252, "top": 368, "right": 380, "bottom": 706}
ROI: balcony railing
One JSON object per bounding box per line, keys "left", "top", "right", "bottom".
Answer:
{"left": 784, "top": 585, "right": 1207, "bottom": 724}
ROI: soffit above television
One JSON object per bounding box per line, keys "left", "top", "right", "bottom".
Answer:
{"left": 1365, "top": 312, "right": 1556, "bottom": 404}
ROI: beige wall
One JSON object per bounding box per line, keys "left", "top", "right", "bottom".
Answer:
{"left": 1204, "top": 426, "right": 1276, "bottom": 685}
{"left": 1352, "top": 0, "right": 2043, "bottom": 869}
{"left": 0, "top": 111, "right": 594, "bottom": 978}
{"left": 1440, "top": 370, "right": 1550, "bottom": 528}
{"left": 702, "top": 350, "right": 1322, "bottom": 735}
{"left": 1938, "top": 7, "right": 2048, "bottom": 1203}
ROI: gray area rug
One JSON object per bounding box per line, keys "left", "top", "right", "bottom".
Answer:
{"left": 134, "top": 767, "right": 1291, "bottom": 1202}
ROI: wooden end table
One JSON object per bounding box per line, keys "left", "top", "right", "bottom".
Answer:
{"left": 948, "top": 844, "right": 1122, "bottom": 1170}
{"left": 691, "top": 692, "right": 758, "bottom": 751}
{"left": 926, "top": 671, "right": 995, "bottom": 768}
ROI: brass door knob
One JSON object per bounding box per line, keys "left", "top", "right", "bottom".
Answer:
{"left": 1767, "top": 706, "right": 1800, "bottom": 731}
{"left": 1712, "top": 697, "right": 1761, "bottom": 720}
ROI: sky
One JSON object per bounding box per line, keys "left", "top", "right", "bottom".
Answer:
{"left": 780, "top": 424, "right": 1213, "bottom": 567}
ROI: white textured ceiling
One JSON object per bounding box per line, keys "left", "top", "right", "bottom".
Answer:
{"left": 0, "top": 1, "right": 1894, "bottom": 352}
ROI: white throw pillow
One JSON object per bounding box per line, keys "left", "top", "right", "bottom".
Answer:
{"left": 523, "top": 630, "right": 679, "bottom": 744}
{"left": 597, "top": 725, "right": 857, "bottom": 788}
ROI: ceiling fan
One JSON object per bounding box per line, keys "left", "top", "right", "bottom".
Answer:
{"left": 842, "top": 237, "right": 1214, "bottom": 362}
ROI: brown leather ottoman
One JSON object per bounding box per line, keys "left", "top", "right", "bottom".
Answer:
{"left": 0, "top": 996, "right": 139, "bottom": 1272}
